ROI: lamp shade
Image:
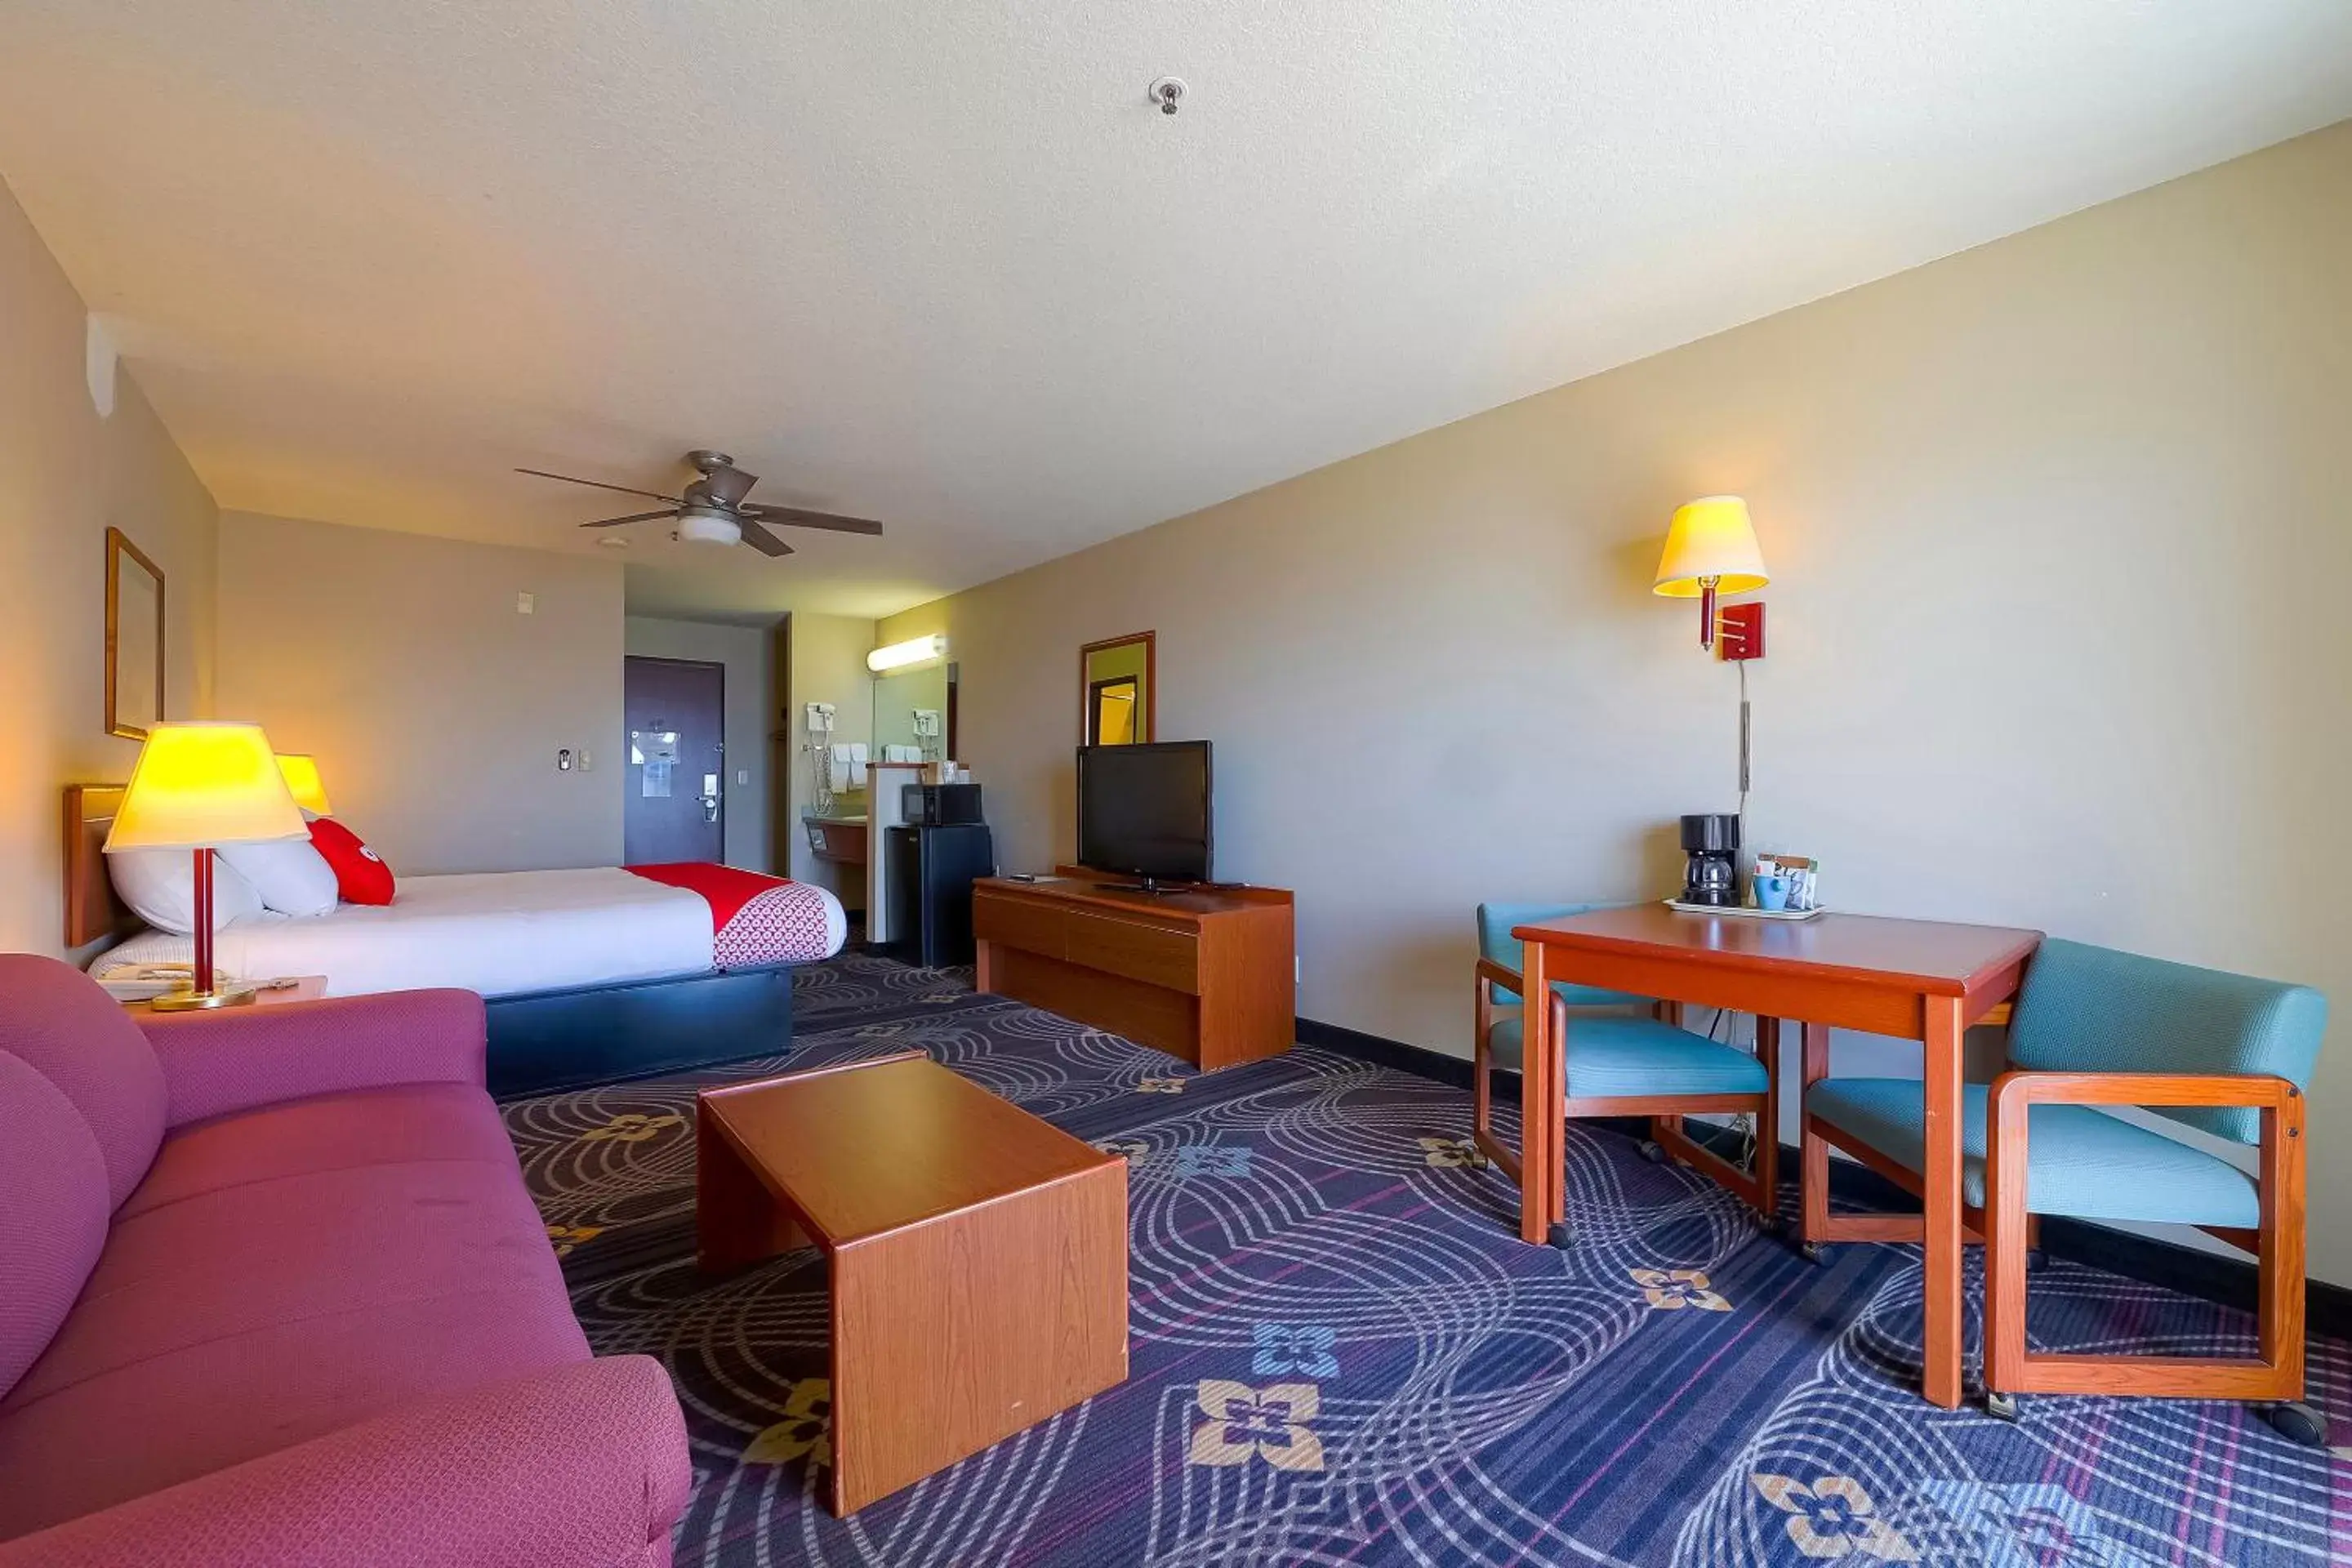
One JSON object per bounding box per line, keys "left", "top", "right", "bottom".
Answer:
{"left": 1653, "top": 496, "right": 1770, "bottom": 598}
{"left": 105, "top": 722, "right": 309, "bottom": 853}
{"left": 274, "top": 753, "right": 334, "bottom": 816}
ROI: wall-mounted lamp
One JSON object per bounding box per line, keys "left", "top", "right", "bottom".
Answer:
{"left": 273, "top": 753, "right": 334, "bottom": 816}
{"left": 866, "top": 634, "right": 948, "bottom": 674}
{"left": 1653, "top": 496, "right": 1769, "bottom": 653}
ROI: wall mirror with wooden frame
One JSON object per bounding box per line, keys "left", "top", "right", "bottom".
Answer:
{"left": 105, "top": 527, "right": 165, "bottom": 740}
{"left": 1080, "top": 631, "right": 1153, "bottom": 746}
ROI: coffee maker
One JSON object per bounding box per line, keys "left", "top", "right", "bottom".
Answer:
{"left": 1679, "top": 813, "right": 1740, "bottom": 907}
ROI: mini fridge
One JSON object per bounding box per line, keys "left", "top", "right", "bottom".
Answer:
{"left": 884, "top": 822, "right": 995, "bottom": 967}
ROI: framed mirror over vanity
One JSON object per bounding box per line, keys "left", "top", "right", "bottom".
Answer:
{"left": 1080, "top": 630, "right": 1153, "bottom": 746}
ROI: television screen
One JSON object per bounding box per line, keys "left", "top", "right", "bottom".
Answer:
{"left": 1076, "top": 741, "right": 1212, "bottom": 884}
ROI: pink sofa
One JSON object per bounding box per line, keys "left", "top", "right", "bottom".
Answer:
{"left": 0, "top": 955, "right": 691, "bottom": 1567}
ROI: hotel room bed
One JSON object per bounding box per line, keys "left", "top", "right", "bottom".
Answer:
{"left": 97, "top": 865, "right": 849, "bottom": 1000}
{"left": 69, "top": 785, "right": 845, "bottom": 1098}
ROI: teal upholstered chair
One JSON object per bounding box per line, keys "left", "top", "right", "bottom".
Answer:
{"left": 1803, "top": 937, "right": 2327, "bottom": 1441}
{"left": 1473, "top": 902, "right": 1780, "bottom": 1247}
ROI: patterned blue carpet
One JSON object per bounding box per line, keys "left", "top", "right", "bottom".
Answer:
{"left": 501, "top": 954, "right": 2350, "bottom": 1566}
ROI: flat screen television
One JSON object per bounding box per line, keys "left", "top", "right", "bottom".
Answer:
{"left": 1076, "top": 741, "right": 1213, "bottom": 887}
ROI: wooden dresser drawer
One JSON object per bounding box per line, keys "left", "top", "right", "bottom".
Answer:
{"left": 1065, "top": 913, "right": 1200, "bottom": 995}
{"left": 973, "top": 890, "right": 1067, "bottom": 959}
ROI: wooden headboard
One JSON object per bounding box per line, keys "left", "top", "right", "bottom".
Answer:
{"left": 65, "top": 784, "right": 133, "bottom": 948}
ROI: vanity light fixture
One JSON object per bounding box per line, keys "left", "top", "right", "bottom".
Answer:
{"left": 867, "top": 634, "right": 948, "bottom": 674}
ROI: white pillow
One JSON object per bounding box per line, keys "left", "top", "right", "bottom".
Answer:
{"left": 107, "top": 849, "right": 268, "bottom": 935}
{"left": 219, "top": 836, "right": 341, "bottom": 918}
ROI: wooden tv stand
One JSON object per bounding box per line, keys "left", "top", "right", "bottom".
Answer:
{"left": 972, "top": 871, "right": 1294, "bottom": 1071}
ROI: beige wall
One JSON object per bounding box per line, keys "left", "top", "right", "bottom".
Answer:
{"left": 624, "top": 616, "right": 776, "bottom": 872}
{"left": 782, "top": 612, "right": 875, "bottom": 884}
{"left": 884, "top": 122, "right": 2352, "bottom": 1280}
{"left": 217, "top": 511, "right": 622, "bottom": 875}
{"left": 0, "top": 176, "right": 217, "bottom": 957}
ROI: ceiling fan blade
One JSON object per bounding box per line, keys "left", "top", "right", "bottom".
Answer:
{"left": 516, "top": 467, "right": 686, "bottom": 506}
{"left": 737, "top": 518, "right": 795, "bottom": 558}
{"left": 577, "top": 509, "right": 680, "bottom": 528}
{"left": 742, "top": 505, "right": 885, "bottom": 537}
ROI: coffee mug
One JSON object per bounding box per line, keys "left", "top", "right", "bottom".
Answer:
{"left": 1754, "top": 874, "right": 1791, "bottom": 912}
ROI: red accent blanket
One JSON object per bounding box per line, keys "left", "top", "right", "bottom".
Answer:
{"left": 626, "top": 862, "right": 785, "bottom": 930}
{"left": 625, "top": 862, "right": 838, "bottom": 966}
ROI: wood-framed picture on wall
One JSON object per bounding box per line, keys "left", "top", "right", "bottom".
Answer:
{"left": 105, "top": 526, "right": 165, "bottom": 740}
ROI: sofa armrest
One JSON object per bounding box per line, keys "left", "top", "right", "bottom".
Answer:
{"left": 0, "top": 1356, "right": 690, "bottom": 1568}
{"left": 141, "top": 988, "right": 488, "bottom": 1127}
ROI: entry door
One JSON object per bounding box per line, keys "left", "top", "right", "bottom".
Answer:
{"left": 624, "top": 657, "right": 725, "bottom": 865}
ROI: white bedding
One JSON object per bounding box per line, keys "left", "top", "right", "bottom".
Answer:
{"left": 100, "top": 866, "right": 845, "bottom": 1000}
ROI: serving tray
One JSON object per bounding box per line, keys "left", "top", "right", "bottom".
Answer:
{"left": 1663, "top": 899, "right": 1824, "bottom": 921}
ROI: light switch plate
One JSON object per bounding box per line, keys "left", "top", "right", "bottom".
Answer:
{"left": 515, "top": 591, "right": 536, "bottom": 615}
{"left": 736, "top": 769, "right": 749, "bottom": 785}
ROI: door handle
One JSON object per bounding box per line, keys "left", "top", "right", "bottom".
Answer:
{"left": 701, "top": 795, "right": 719, "bottom": 824}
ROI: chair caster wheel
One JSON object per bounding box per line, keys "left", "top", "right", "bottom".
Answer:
{"left": 1545, "top": 1220, "right": 1575, "bottom": 1250}
{"left": 2025, "top": 1247, "right": 2049, "bottom": 1275}
{"left": 1984, "top": 1391, "right": 2020, "bottom": 1423}
{"left": 2263, "top": 1401, "right": 2327, "bottom": 1447}
{"left": 1800, "top": 1241, "right": 1833, "bottom": 1267}
{"left": 1637, "top": 1140, "right": 1668, "bottom": 1165}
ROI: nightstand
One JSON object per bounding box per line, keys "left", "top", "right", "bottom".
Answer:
{"left": 120, "top": 975, "right": 329, "bottom": 1013}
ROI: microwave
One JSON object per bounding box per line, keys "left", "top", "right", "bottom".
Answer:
{"left": 901, "top": 782, "right": 984, "bottom": 826}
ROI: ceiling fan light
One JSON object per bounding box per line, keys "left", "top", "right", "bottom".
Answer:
{"left": 674, "top": 507, "right": 742, "bottom": 547}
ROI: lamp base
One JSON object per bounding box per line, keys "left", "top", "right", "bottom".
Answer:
{"left": 147, "top": 982, "right": 259, "bottom": 1012}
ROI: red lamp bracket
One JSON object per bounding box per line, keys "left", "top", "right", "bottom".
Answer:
{"left": 1717, "top": 601, "right": 1766, "bottom": 661}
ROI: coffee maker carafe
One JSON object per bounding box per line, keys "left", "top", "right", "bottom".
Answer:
{"left": 1679, "top": 813, "right": 1740, "bottom": 907}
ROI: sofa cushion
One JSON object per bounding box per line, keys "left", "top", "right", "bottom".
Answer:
{"left": 0, "top": 1053, "right": 111, "bottom": 1404}
{"left": 0, "top": 956, "right": 166, "bottom": 1209}
{"left": 0, "top": 1082, "right": 588, "bottom": 1539}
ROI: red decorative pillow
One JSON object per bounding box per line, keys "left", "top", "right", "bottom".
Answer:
{"left": 307, "top": 817, "right": 396, "bottom": 906}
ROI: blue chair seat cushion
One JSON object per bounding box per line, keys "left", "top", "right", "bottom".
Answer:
{"left": 1487, "top": 1015, "right": 1766, "bottom": 1100}
{"left": 1806, "top": 1078, "right": 2258, "bottom": 1230}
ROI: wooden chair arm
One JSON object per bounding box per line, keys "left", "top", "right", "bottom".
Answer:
{"left": 1474, "top": 958, "right": 1522, "bottom": 997}
{"left": 1989, "top": 1070, "right": 2301, "bottom": 1114}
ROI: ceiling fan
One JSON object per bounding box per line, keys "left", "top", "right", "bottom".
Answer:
{"left": 518, "top": 449, "right": 884, "bottom": 557}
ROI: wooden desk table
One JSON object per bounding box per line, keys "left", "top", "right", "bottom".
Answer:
{"left": 1510, "top": 905, "right": 2040, "bottom": 1409}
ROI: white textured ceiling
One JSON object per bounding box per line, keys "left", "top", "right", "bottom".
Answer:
{"left": 4, "top": 2, "right": 2350, "bottom": 619}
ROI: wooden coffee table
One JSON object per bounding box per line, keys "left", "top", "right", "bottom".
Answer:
{"left": 696, "top": 1051, "right": 1129, "bottom": 1515}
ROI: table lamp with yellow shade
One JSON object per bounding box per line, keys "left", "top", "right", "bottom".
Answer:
{"left": 1653, "top": 495, "right": 1769, "bottom": 651}
{"left": 105, "top": 722, "right": 308, "bottom": 1009}
{"left": 274, "top": 752, "right": 334, "bottom": 817}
